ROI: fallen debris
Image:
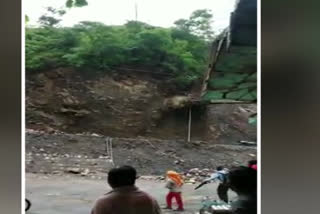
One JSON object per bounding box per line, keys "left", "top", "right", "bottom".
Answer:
{"left": 66, "top": 168, "right": 81, "bottom": 174}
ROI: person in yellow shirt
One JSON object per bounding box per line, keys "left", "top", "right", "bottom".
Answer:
{"left": 164, "top": 170, "right": 184, "bottom": 211}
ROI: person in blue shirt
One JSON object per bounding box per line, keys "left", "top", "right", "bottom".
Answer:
{"left": 195, "top": 166, "right": 230, "bottom": 203}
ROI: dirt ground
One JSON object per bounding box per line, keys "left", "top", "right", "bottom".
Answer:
{"left": 26, "top": 132, "right": 256, "bottom": 176}
{"left": 26, "top": 173, "right": 237, "bottom": 214}
{"left": 25, "top": 131, "right": 255, "bottom": 213}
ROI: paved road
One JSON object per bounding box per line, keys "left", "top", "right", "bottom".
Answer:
{"left": 26, "top": 173, "right": 236, "bottom": 214}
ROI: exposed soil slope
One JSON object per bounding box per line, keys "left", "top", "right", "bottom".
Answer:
{"left": 26, "top": 68, "right": 256, "bottom": 142}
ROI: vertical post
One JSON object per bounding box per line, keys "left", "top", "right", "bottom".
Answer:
{"left": 109, "top": 138, "right": 114, "bottom": 167}
{"left": 188, "top": 107, "right": 192, "bottom": 142}
{"left": 135, "top": 3, "right": 138, "bottom": 21}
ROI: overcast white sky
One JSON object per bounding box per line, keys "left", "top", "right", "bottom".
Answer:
{"left": 25, "top": 0, "right": 236, "bottom": 31}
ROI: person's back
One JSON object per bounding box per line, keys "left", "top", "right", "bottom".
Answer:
{"left": 165, "top": 178, "right": 182, "bottom": 193}
{"left": 92, "top": 186, "right": 160, "bottom": 214}
{"left": 228, "top": 166, "right": 257, "bottom": 214}
{"left": 231, "top": 195, "right": 256, "bottom": 214}
{"left": 91, "top": 166, "right": 161, "bottom": 214}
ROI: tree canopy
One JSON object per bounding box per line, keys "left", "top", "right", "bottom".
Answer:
{"left": 26, "top": 13, "right": 211, "bottom": 90}
{"left": 65, "top": 0, "right": 88, "bottom": 8}
{"left": 174, "top": 9, "right": 214, "bottom": 41}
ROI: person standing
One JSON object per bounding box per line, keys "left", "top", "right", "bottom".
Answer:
{"left": 164, "top": 170, "right": 184, "bottom": 211}
{"left": 248, "top": 160, "right": 257, "bottom": 171}
{"left": 195, "top": 166, "right": 230, "bottom": 203}
{"left": 228, "top": 166, "right": 257, "bottom": 214}
{"left": 91, "top": 165, "right": 161, "bottom": 214}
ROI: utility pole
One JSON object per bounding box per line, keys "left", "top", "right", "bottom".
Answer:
{"left": 187, "top": 107, "right": 192, "bottom": 142}
{"left": 135, "top": 2, "right": 138, "bottom": 21}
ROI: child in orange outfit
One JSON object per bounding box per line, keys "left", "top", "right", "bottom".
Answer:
{"left": 164, "top": 170, "right": 184, "bottom": 211}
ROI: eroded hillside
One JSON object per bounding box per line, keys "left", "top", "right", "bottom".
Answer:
{"left": 26, "top": 68, "right": 256, "bottom": 143}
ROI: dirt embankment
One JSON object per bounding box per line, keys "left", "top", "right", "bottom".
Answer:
{"left": 26, "top": 68, "right": 169, "bottom": 138}
{"left": 26, "top": 68, "right": 256, "bottom": 143}
{"left": 26, "top": 131, "right": 256, "bottom": 177}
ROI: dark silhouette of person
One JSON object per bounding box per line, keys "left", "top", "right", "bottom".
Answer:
{"left": 228, "top": 166, "right": 257, "bottom": 214}
{"left": 91, "top": 165, "right": 161, "bottom": 214}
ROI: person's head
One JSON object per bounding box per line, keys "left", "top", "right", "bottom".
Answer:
{"left": 216, "top": 166, "right": 224, "bottom": 171}
{"left": 166, "top": 170, "right": 183, "bottom": 187}
{"left": 228, "top": 166, "right": 257, "bottom": 196}
{"left": 248, "top": 160, "right": 257, "bottom": 167}
{"left": 107, "top": 165, "right": 137, "bottom": 188}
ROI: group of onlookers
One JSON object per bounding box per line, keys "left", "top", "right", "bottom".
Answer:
{"left": 91, "top": 160, "right": 257, "bottom": 214}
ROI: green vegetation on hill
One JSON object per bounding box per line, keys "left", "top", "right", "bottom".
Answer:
{"left": 26, "top": 8, "right": 217, "bottom": 90}
{"left": 26, "top": 21, "right": 210, "bottom": 89}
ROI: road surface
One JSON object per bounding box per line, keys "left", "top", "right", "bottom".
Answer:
{"left": 26, "top": 173, "right": 237, "bottom": 214}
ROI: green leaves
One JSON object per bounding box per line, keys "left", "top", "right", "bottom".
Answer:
{"left": 38, "top": 7, "right": 67, "bottom": 27}
{"left": 25, "top": 15, "right": 29, "bottom": 24}
{"left": 174, "top": 9, "right": 215, "bottom": 41}
{"left": 66, "top": 0, "right": 73, "bottom": 8}
{"left": 26, "top": 21, "right": 208, "bottom": 90}
{"left": 66, "top": 0, "right": 88, "bottom": 8}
